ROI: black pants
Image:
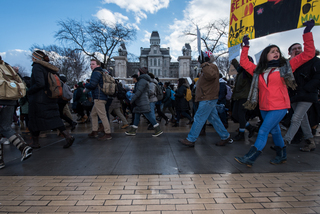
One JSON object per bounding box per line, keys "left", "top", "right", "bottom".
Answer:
{"left": 156, "top": 104, "right": 168, "bottom": 120}
{"left": 58, "top": 103, "right": 73, "bottom": 126}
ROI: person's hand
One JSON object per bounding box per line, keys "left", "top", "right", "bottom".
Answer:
{"left": 242, "top": 35, "right": 249, "bottom": 46}
{"left": 303, "top": 19, "right": 315, "bottom": 34}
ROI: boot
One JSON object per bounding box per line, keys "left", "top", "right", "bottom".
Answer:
{"left": 98, "top": 123, "right": 104, "bottom": 133}
{"left": 71, "top": 122, "right": 77, "bottom": 131}
{"left": 234, "top": 146, "right": 261, "bottom": 167}
{"left": 61, "top": 130, "right": 75, "bottom": 149}
{"left": 152, "top": 124, "right": 163, "bottom": 137}
{"left": 172, "top": 123, "right": 179, "bottom": 127}
{"left": 270, "top": 146, "right": 287, "bottom": 165}
{"left": 125, "top": 125, "right": 138, "bottom": 136}
{"left": 300, "top": 138, "right": 316, "bottom": 152}
{"left": 88, "top": 131, "right": 99, "bottom": 138}
{"left": 0, "top": 144, "right": 4, "bottom": 169}
{"left": 246, "top": 124, "right": 257, "bottom": 138}
{"left": 233, "top": 131, "right": 245, "bottom": 141}
{"left": 179, "top": 138, "right": 195, "bottom": 147}
{"left": 8, "top": 134, "right": 32, "bottom": 161}
{"left": 216, "top": 136, "right": 233, "bottom": 146}
{"left": 30, "top": 136, "right": 41, "bottom": 149}
{"left": 98, "top": 133, "right": 112, "bottom": 141}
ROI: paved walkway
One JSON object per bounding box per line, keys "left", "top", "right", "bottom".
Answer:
{"left": 1, "top": 116, "right": 320, "bottom": 213}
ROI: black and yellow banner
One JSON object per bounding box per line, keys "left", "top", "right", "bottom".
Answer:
{"left": 228, "top": 0, "right": 320, "bottom": 48}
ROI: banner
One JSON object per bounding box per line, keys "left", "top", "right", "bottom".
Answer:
{"left": 228, "top": 0, "right": 320, "bottom": 49}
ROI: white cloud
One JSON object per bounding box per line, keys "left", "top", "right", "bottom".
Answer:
{"left": 102, "top": 0, "right": 170, "bottom": 23}
{"left": 1, "top": 49, "right": 32, "bottom": 75}
{"left": 95, "top": 8, "right": 129, "bottom": 26}
{"left": 141, "top": 30, "right": 151, "bottom": 43}
{"left": 164, "top": 0, "right": 230, "bottom": 60}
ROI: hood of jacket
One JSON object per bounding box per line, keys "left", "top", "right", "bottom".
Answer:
{"left": 138, "top": 73, "right": 152, "bottom": 82}
{"left": 32, "top": 60, "right": 59, "bottom": 73}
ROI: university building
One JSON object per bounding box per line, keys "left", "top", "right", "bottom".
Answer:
{"left": 110, "top": 31, "right": 199, "bottom": 82}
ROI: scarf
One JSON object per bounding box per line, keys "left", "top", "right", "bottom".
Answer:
{"left": 243, "top": 59, "right": 297, "bottom": 110}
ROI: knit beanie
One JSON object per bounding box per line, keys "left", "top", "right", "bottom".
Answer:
{"left": 138, "top": 67, "right": 148, "bottom": 74}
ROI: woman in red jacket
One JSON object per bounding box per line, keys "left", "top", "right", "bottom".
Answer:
{"left": 234, "top": 20, "right": 315, "bottom": 167}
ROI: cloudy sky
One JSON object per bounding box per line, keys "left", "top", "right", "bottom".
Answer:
{"left": 0, "top": 0, "right": 319, "bottom": 75}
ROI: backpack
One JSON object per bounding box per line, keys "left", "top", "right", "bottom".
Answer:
{"left": 153, "top": 82, "right": 163, "bottom": 101}
{"left": 62, "top": 82, "right": 73, "bottom": 101}
{"left": 46, "top": 72, "right": 63, "bottom": 99}
{"left": 185, "top": 88, "right": 192, "bottom": 102}
{"left": 225, "top": 85, "right": 232, "bottom": 101}
{"left": 170, "top": 89, "right": 175, "bottom": 100}
{"left": 115, "top": 82, "right": 127, "bottom": 100}
{"left": 0, "top": 60, "right": 26, "bottom": 100}
{"left": 98, "top": 71, "right": 117, "bottom": 96}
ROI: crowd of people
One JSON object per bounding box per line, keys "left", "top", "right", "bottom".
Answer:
{"left": 0, "top": 20, "right": 319, "bottom": 170}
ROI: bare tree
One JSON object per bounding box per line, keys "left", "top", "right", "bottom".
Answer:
{"left": 55, "top": 18, "right": 136, "bottom": 68}
{"left": 30, "top": 44, "right": 89, "bottom": 86}
{"left": 184, "top": 19, "right": 229, "bottom": 60}
{"left": 13, "top": 64, "right": 29, "bottom": 77}
{"left": 215, "top": 56, "right": 230, "bottom": 77}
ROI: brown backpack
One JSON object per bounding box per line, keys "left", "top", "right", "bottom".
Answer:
{"left": 0, "top": 60, "right": 26, "bottom": 100}
{"left": 45, "top": 72, "right": 63, "bottom": 99}
{"left": 97, "top": 70, "right": 117, "bottom": 96}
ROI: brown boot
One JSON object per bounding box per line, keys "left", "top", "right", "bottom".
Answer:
{"left": 98, "top": 123, "right": 104, "bottom": 133}
{"left": 29, "top": 136, "right": 41, "bottom": 149}
{"left": 179, "top": 138, "right": 195, "bottom": 147}
{"left": 216, "top": 136, "right": 233, "bottom": 146}
{"left": 61, "top": 130, "right": 75, "bottom": 149}
{"left": 98, "top": 133, "right": 112, "bottom": 141}
{"left": 88, "top": 131, "right": 99, "bottom": 138}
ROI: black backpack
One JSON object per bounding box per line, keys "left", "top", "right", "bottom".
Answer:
{"left": 115, "top": 82, "right": 127, "bottom": 100}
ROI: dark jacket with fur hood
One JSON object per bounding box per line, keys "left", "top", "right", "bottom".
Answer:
{"left": 131, "top": 74, "right": 151, "bottom": 113}
{"left": 27, "top": 60, "right": 64, "bottom": 132}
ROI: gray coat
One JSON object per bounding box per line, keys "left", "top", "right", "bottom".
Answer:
{"left": 131, "top": 74, "right": 151, "bottom": 113}
{"left": 148, "top": 78, "right": 158, "bottom": 103}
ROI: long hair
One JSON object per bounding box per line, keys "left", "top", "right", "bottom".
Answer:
{"left": 255, "top": 45, "right": 286, "bottom": 74}
{"left": 178, "top": 78, "right": 186, "bottom": 88}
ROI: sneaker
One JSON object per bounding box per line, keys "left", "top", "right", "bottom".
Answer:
{"left": 0, "top": 160, "right": 5, "bottom": 169}
{"left": 21, "top": 146, "right": 32, "bottom": 161}
{"left": 98, "top": 133, "right": 112, "bottom": 141}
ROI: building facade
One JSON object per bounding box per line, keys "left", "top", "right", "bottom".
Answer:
{"left": 110, "top": 31, "right": 199, "bottom": 81}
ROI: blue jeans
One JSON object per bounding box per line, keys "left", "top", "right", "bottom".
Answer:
{"left": 187, "top": 99, "right": 229, "bottom": 142}
{"left": 150, "top": 102, "right": 156, "bottom": 120}
{"left": 254, "top": 109, "right": 287, "bottom": 151}
{"left": 134, "top": 111, "right": 157, "bottom": 127}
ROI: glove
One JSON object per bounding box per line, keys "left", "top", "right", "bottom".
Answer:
{"left": 242, "top": 35, "right": 249, "bottom": 46}
{"left": 303, "top": 19, "right": 315, "bottom": 34}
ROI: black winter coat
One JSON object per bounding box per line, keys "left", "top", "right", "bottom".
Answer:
{"left": 27, "top": 60, "right": 64, "bottom": 132}
{"left": 175, "top": 84, "right": 189, "bottom": 111}
{"left": 131, "top": 74, "right": 151, "bottom": 113}
{"left": 162, "top": 87, "right": 173, "bottom": 108}
{"left": 289, "top": 56, "right": 320, "bottom": 103}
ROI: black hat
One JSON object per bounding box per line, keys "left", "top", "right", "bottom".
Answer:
{"left": 138, "top": 67, "right": 148, "bottom": 74}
